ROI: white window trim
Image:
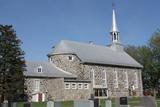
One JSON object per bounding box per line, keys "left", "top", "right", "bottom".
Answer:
{"left": 71, "top": 83, "right": 77, "bottom": 89}
{"left": 84, "top": 83, "right": 89, "bottom": 89}
{"left": 65, "top": 83, "right": 70, "bottom": 89}
{"left": 102, "top": 70, "right": 107, "bottom": 88}
{"left": 78, "top": 83, "right": 83, "bottom": 89}
{"left": 134, "top": 72, "right": 138, "bottom": 88}
{"left": 114, "top": 69, "right": 118, "bottom": 88}
{"left": 34, "top": 79, "right": 40, "bottom": 91}
{"left": 92, "top": 69, "right": 95, "bottom": 87}
{"left": 124, "top": 70, "right": 129, "bottom": 88}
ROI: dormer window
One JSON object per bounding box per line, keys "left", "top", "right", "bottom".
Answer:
{"left": 37, "top": 66, "right": 42, "bottom": 73}
{"left": 68, "top": 55, "right": 73, "bottom": 61}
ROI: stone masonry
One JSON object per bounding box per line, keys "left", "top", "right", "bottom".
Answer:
{"left": 50, "top": 54, "right": 143, "bottom": 98}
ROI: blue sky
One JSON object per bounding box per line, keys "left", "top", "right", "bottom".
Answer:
{"left": 0, "top": 0, "right": 160, "bottom": 61}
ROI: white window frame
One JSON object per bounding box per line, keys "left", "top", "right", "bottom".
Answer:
{"left": 134, "top": 72, "right": 138, "bottom": 88}
{"left": 92, "top": 69, "right": 95, "bottom": 87}
{"left": 71, "top": 83, "right": 77, "bottom": 89}
{"left": 124, "top": 70, "right": 129, "bottom": 88}
{"left": 37, "top": 66, "right": 43, "bottom": 73}
{"left": 114, "top": 69, "right": 118, "bottom": 88}
{"left": 78, "top": 83, "right": 83, "bottom": 89}
{"left": 34, "top": 79, "right": 40, "bottom": 91}
{"left": 84, "top": 83, "right": 89, "bottom": 89}
{"left": 65, "top": 83, "right": 70, "bottom": 89}
{"left": 102, "top": 70, "right": 107, "bottom": 88}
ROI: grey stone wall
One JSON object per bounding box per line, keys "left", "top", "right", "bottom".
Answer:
{"left": 25, "top": 77, "right": 91, "bottom": 101}
{"left": 25, "top": 78, "right": 64, "bottom": 101}
{"left": 49, "top": 54, "right": 143, "bottom": 98}
{"left": 50, "top": 54, "right": 83, "bottom": 80}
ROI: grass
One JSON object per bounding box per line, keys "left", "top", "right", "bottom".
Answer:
{"left": 17, "top": 102, "right": 46, "bottom": 107}
{"left": 16, "top": 97, "right": 160, "bottom": 107}
{"left": 99, "top": 97, "right": 160, "bottom": 107}
{"left": 62, "top": 101, "right": 73, "bottom": 107}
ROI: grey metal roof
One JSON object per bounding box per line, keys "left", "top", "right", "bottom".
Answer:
{"left": 24, "top": 61, "right": 77, "bottom": 78}
{"left": 49, "top": 40, "right": 143, "bottom": 68}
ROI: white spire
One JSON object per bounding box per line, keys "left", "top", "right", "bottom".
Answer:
{"left": 112, "top": 9, "right": 118, "bottom": 32}
{"left": 110, "top": 1, "right": 119, "bottom": 43}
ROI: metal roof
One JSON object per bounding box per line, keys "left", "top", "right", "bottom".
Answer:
{"left": 49, "top": 40, "right": 143, "bottom": 68}
{"left": 24, "top": 61, "right": 77, "bottom": 78}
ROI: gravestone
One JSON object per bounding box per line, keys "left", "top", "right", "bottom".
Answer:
{"left": 119, "top": 97, "right": 129, "bottom": 107}
{"left": 2, "top": 103, "right": 8, "bottom": 107}
{"left": 54, "top": 101, "right": 62, "bottom": 107}
{"left": 47, "top": 101, "right": 54, "bottom": 107}
{"left": 11, "top": 102, "right": 17, "bottom": 107}
{"left": 120, "top": 97, "right": 128, "bottom": 105}
{"left": 24, "top": 102, "right": 31, "bottom": 107}
{"left": 105, "top": 100, "right": 111, "bottom": 107}
{"left": 74, "top": 100, "right": 93, "bottom": 107}
{"left": 115, "top": 97, "right": 120, "bottom": 107}
{"left": 94, "top": 99, "right": 99, "bottom": 107}
{"left": 139, "top": 96, "right": 157, "bottom": 107}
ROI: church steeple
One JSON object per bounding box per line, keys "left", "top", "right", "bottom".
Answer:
{"left": 110, "top": 2, "right": 119, "bottom": 43}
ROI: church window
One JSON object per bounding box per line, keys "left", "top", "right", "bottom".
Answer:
{"left": 65, "top": 83, "right": 70, "bottom": 89}
{"left": 78, "top": 83, "right": 83, "bottom": 89}
{"left": 134, "top": 72, "right": 138, "bottom": 88}
{"left": 37, "top": 66, "right": 42, "bottom": 73}
{"left": 84, "top": 83, "right": 89, "bottom": 89}
{"left": 114, "top": 33, "right": 117, "bottom": 40}
{"left": 71, "top": 83, "right": 77, "bottom": 89}
{"left": 91, "top": 69, "right": 95, "bottom": 87}
{"left": 94, "top": 89, "right": 107, "bottom": 97}
{"left": 34, "top": 79, "right": 40, "bottom": 91}
{"left": 102, "top": 70, "right": 107, "bottom": 88}
{"left": 68, "top": 55, "right": 73, "bottom": 61}
{"left": 124, "top": 70, "right": 128, "bottom": 88}
{"left": 113, "top": 69, "right": 118, "bottom": 88}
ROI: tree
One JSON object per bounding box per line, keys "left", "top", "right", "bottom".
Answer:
{"left": 125, "top": 45, "right": 153, "bottom": 90}
{"left": 149, "top": 31, "right": 160, "bottom": 96}
{"left": 125, "top": 30, "right": 160, "bottom": 96}
{"left": 0, "top": 25, "right": 26, "bottom": 103}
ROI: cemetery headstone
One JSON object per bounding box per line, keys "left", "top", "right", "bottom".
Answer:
{"left": 115, "top": 97, "right": 120, "bottom": 107}
{"left": 24, "top": 102, "right": 31, "bottom": 107}
{"left": 74, "top": 100, "right": 93, "bottom": 107}
{"left": 105, "top": 100, "right": 111, "bottom": 107}
{"left": 118, "top": 97, "right": 130, "bottom": 107}
{"left": 139, "top": 96, "right": 156, "bottom": 107}
{"left": 47, "top": 101, "right": 54, "bottom": 107}
{"left": 11, "top": 102, "right": 17, "bottom": 107}
{"left": 94, "top": 98, "right": 99, "bottom": 107}
{"left": 54, "top": 101, "right": 62, "bottom": 107}
{"left": 120, "top": 97, "right": 128, "bottom": 105}
{"left": 2, "top": 103, "right": 8, "bottom": 107}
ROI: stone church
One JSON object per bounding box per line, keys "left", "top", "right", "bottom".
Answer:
{"left": 24, "top": 7, "right": 143, "bottom": 102}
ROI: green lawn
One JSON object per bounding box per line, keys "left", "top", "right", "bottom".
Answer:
{"left": 17, "top": 102, "right": 46, "bottom": 107}
{"left": 62, "top": 101, "right": 73, "bottom": 107}
{"left": 16, "top": 98, "right": 160, "bottom": 107}
{"left": 100, "top": 97, "right": 160, "bottom": 107}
